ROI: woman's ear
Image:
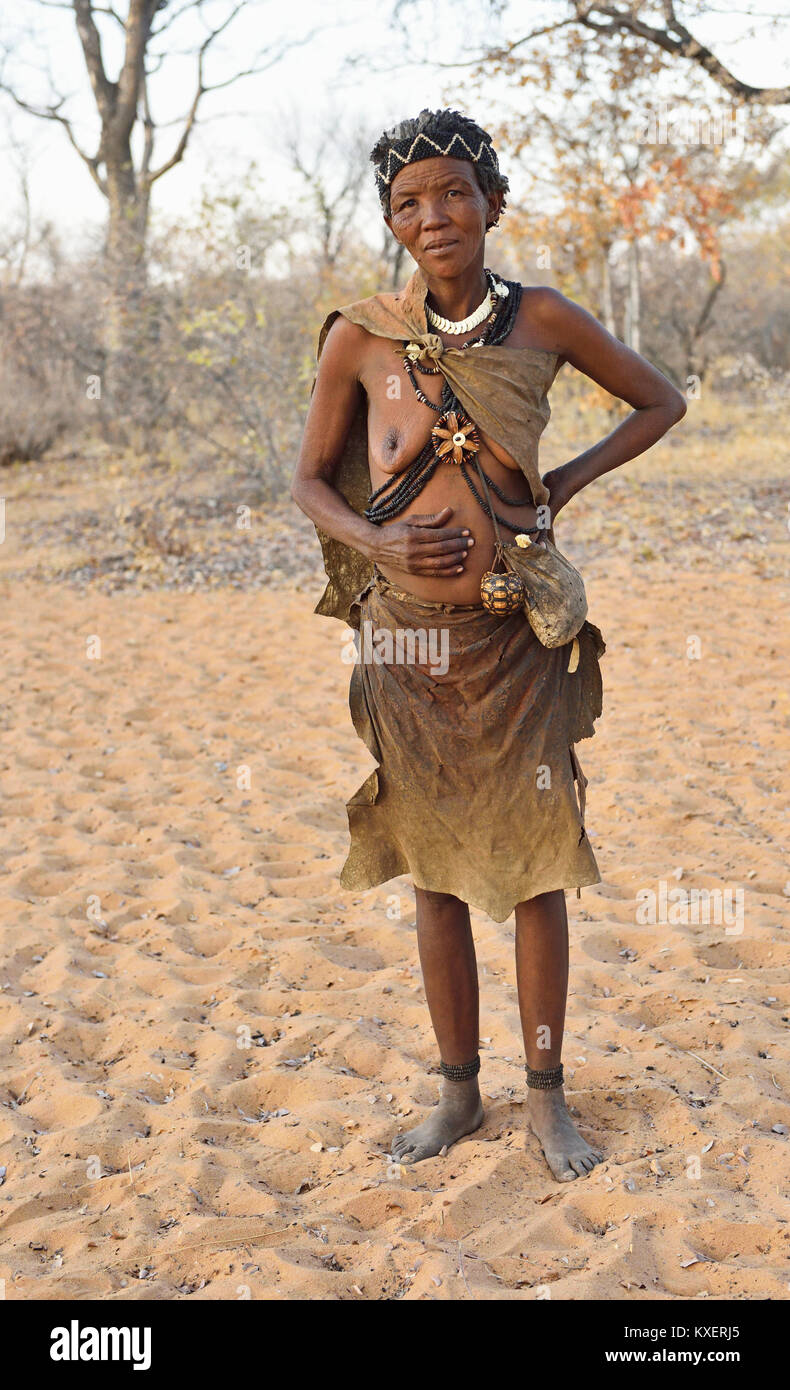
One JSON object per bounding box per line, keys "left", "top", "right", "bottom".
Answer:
{"left": 486, "top": 190, "right": 504, "bottom": 230}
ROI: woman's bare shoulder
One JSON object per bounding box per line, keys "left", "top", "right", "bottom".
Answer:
{"left": 516, "top": 285, "right": 581, "bottom": 351}
{"left": 519, "top": 284, "right": 685, "bottom": 411}
{"left": 322, "top": 312, "right": 374, "bottom": 352}
{"left": 318, "top": 313, "right": 378, "bottom": 384}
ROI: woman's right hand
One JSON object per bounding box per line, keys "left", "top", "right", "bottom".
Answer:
{"left": 368, "top": 507, "right": 474, "bottom": 575}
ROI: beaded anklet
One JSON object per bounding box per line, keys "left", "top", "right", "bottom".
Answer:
{"left": 525, "top": 1062, "right": 564, "bottom": 1090}
{"left": 440, "top": 1055, "right": 481, "bottom": 1081}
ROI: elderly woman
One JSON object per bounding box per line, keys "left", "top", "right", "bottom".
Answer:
{"left": 291, "top": 108, "right": 686, "bottom": 1182}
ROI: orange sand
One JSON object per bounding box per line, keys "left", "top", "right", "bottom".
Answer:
{"left": 0, "top": 552, "right": 788, "bottom": 1300}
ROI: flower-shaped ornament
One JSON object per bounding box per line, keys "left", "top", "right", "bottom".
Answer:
{"left": 431, "top": 411, "right": 480, "bottom": 465}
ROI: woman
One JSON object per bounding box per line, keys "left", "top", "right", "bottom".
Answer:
{"left": 291, "top": 109, "right": 686, "bottom": 1182}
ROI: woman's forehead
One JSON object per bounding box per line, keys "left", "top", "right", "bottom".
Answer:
{"left": 390, "top": 156, "right": 478, "bottom": 196}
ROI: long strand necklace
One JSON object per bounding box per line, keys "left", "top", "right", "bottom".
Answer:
{"left": 365, "top": 272, "right": 540, "bottom": 535}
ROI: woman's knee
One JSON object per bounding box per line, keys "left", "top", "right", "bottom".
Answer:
{"left": 514, "top": 888, "right": 567, "bottom": 923}
{"left": 415, "top": 886, "right": 467, "bottom": 913}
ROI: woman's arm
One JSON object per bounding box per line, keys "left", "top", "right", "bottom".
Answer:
{"left": 534, "top": 290, "right": 687, "bottom": 519}
{"left": 291, "top": 315, "right": 473, "bottom": 576}
{"left": 291, "top": 316, "right": 383, "bottom": 559}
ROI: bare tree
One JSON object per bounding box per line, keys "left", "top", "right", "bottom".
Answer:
{"left": 0, "top": 127, "right": 36, "bottom": 287}
{"left": 280, "top": 107, "right": 375, "bottom": 270}
{"left": 0, "top": 1, "right": 311, "bottom": 387}
{"left": 669, "top": 260, "right": 726, "bottom": 381}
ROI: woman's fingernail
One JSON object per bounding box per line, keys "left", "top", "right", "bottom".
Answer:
{"left": 462, "top": 529, "right": 470, "bottom": 536}
{"left": 467, "top": 538, "right": 475, "bottom": 546}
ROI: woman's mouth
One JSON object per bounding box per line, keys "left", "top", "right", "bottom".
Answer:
{"left": 424, "top": 240, "right": 458, "bottom": 254}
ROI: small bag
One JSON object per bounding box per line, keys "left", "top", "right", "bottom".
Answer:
{"left": 474, "top": 460, "right": 588, "bottom": 649}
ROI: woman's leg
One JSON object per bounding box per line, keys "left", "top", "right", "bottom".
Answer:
{"left": 391, "top": 887, "right": 484, "bottom": 1164}
{"left": 515, "top": 888, "right": 603, "bottom": 1181}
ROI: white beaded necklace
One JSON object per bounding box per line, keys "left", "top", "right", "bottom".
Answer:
{"left": 425, "top": 274, "right": 509, "bottom": 335}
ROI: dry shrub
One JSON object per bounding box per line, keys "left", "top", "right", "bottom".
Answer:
{"left": 0, "top": 357, "right": 78, "bottom": 465}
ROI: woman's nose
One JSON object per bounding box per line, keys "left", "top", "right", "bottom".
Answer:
{"left": 420, "top": 200, "right": 451, "bottom": 230}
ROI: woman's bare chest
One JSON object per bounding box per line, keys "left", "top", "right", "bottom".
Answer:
{"left": 361, "top": 338, "right": 522, "bottom": 483}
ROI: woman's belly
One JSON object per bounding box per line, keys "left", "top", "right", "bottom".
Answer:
{"left": 372, "top": 445, "right": 540, "bottom": 604}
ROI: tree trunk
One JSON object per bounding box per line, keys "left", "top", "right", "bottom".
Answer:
{"left": 103, "top": 148, "right": 150, "bottom": 414}
{"left": 601, "top": 247, "right": 616, "bottom": 336}
{"left": 624, "top": 238, "right": 641, "bottom": 353}
{"left": 390, "top": 240, "right": 406, "bottom": 288}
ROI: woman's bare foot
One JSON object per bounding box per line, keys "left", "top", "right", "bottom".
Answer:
{"left": 527, "top": 1086, "right": 603, "bottom": 1181}
{"left": 391, "top": 1076, "right": 484, "bottom": 1164}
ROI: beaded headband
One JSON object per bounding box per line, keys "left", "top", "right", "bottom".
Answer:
{"left": 372, "top": 124, "right": 501, "bottom": 203}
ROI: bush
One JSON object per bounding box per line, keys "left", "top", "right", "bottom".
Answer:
{"left": 0, "top": 359, "right": 78, "bottom": 465}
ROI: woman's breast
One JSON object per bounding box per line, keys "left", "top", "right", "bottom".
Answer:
{"left": 369, "top": 401, "right": 524, "bottom": 479}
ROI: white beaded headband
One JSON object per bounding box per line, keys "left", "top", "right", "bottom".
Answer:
{"left": 373, "top": 129, "right": 500, "bottom": 201}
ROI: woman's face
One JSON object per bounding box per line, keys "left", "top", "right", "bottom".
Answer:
{"left": 386, "top": 156, "right": 502, "bottom": 278}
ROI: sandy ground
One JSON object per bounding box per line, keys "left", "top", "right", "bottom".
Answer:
{"left": 0, "top": 405, "right": 789, "bottom": 1300}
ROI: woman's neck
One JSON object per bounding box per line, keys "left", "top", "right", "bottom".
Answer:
{"left": 422, "top": 263, "right": 489, "bottom": 325}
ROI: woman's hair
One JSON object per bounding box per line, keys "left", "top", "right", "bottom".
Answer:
{"left": 370, "top": 108, "right": 509, "bottom": 221}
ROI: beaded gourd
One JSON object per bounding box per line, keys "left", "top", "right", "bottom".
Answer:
{"left": 480, "top": 569, "right": 525, "bottom": 616}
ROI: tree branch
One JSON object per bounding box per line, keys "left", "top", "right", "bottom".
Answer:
{"left": 73, "top": 0, "right": 116, "bottom": 121}
{"left": 147, "top": 17, "right": 316, "bottom": 184}
{"left": 571, "top": 1, "right": 790, "bottom": 104}
{"left": 113, "top": 0, "right": 159, "bottom": 144}
{"left": 0, "top": 81, "right": 107, "bottom": 193}
{"left": 140, "top": 61, "right": 155, "bottom": 182}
